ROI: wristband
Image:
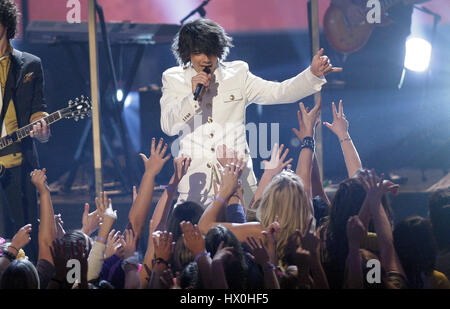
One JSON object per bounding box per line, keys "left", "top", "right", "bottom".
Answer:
{"left": 194, "top": 252, "right": 210, "bottom": 263}
{"left": 214, "top": 196, "right": 226, "bottom": 205}
{"left": 7, "top": 245, "right": 19, "bottom": 253}
{"left": 340, "top": 137, "right": 352, "bottom": 144}
{"left": 166, "top": 185, "right": 176, "bottom": 192}
{"left": 263, "top": 264, "right": 275, "bottom": 272}
{"left": 96, "top": 236, "right": 107, "bottom": 244}
{"left": 300, "top": 137, "right": 315, "bottom": 151}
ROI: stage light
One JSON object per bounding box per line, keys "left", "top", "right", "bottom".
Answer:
{"left": 116, "top": 89, "right": 124, "bottom": 102}
{"left": 404, "top": 37, "right": 432, "bottom": 72}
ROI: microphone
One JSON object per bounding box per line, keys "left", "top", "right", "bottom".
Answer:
{"left": 193, "top": 66, "right": 211, "bottom": 101}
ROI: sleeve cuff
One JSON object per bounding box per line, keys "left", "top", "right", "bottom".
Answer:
{"left": 305, "top": 66, "right": 327, "bottom": 91}
{"left": 180, "top": 95, "right": 202, "bottom": 123}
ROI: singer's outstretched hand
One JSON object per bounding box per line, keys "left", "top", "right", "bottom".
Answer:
{"left": 310, "top": 48, "right": 343, "bottom": 77}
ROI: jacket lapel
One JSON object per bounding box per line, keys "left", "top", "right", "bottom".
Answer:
{"left": 3, "top": 49, "right": 23, "bottom": 107}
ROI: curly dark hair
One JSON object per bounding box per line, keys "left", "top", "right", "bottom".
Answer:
{"left": 172, "top": 18, "right": 233, "bottom": 66}
{"left": 0, "top": 0, "right": 20, "bottom": 40}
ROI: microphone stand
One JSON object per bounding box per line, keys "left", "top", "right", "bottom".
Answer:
{"left": 180, "top": 0, "right": 211, "bottom": 24}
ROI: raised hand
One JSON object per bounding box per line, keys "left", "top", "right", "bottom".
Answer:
{"left": 218, "top": 157, "right": 247, "bottom": 199}
{"left": 261, "top": 216, "right": 280, "bottom": 265}
{"left": 246, "top": 236, "right": 270, "bottom": 267}
{"left": 172, "top": 155, "right": 192, "bottom": 185}
{"left": 152, "top": 231, "right": 175, "bottom": 262}
{"left": 346, "top": 216, "right": 366, "bottom": 251}
{"left": 323, "top": 100, "right": 349, "bottom": 140}
{"left": 292, "top": 99, "right": 322, "bottom": 141}
{"left": 358, "top": 169, "right": 388, "bottom": 206}
{"left": 105, "top": 229, "right": 123, "bottom": 259}
{"left": 30, "top": 168, "right": 49, "bottom": 193}
{"left": 54, "top": 214, "right": 66, "bottom": 239}
{"left": 81, "top": 203, "right": 102, "bottom": 236}
{"left": 299, "top": 217, "right": 320, "bottom": 257}
{"left": 139, "top": 137, "right": 171, "bottom": 176}
{"left": 261, "top": 143, "right": 293, "bottom": 175}
{"left": 121, "top": 229, "right": 137, "bottom": 260}
{"left": 217, "top": 144, "right": 239, "bottom": 169}
{"left": 212, "top": 241, "right": 234, "bottom": 264}
{"left": 310, "top": 48, "right": 342, "bottom": 77}
{"left": 180, "top": 221, "right": 206, "bottom": 256}
{"left": 10, "top": 224, "right": 32, "bottom": 252}
{"left": 95, "top": 191, "right": 117, "bottom": 220}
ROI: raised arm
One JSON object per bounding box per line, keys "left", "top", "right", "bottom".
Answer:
{"left": 128, "top": 138, "right": 171, "bottom": 243}
{"left": 344, "top": 216, "right": 366, "bottom": 289}
{"left": 323, "top": 100, "right": 362, "bottom": 178}
{"left": 153, "top": 156, "right": 191, "bottom": 232}
{"left": 31, "top": 168, "right": 56, "bottom": 264}
{"left": 0, "top": 225, "right": 32, "bottom": 277}
{"left": 181, "top": 221, "right": 212, "bottom": 288}
{"left": 359, "top": 170, "right": 406, "bottom": 278}
{"left": 87, "top": 192, "right": 117, "bottom": 282}
{"left": 249, "top": 143, "right": 293, "bottom": 209}
{"left": 292, "top": 100, "right": 322, "bottom": 206}
{"left": 246, "top": 236, "right": 280, "bottom": 289}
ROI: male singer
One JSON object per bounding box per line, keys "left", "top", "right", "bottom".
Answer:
{"left": 160, "top": 18, "right": 341, "bottom": 208}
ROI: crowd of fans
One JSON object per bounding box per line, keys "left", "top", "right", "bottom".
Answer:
{"left": 0, "top": 100, "right": 448, "bottom": 289}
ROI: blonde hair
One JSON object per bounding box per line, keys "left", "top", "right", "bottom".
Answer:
{"left": 258, "top": 171, "right": 313, "bottom": 264}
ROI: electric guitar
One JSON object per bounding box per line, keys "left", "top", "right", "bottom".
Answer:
{"left": 0, "top": 96, "right": 91, "bottom": 151}
{"left": 323, "top": 0, "right": 429, "bottom": 54}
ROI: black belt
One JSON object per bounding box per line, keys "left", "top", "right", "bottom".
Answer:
{"left": 0, "top": 142, "right": 22, "bottom": 157}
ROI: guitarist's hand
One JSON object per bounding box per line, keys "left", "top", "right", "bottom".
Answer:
{"left": 310, "top": 48, "right": 343, "bottom": 77}
{"left": 29, "top": 119, "right": 50, "bottom": 143}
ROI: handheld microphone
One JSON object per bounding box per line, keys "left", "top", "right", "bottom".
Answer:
{"left": 193, "top": 66, "right": 211, "bottom": 101}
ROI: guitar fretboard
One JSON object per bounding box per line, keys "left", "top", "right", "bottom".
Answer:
{"left": 0, "top": 111, "right": 61, "bottom": 150}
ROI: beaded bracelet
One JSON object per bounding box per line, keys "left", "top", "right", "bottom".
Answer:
{"left": 214, "top": 196, "right": 226, "bottom": 205}
{"left": 7, "top": 245, "right": 19, "bottom": 253}
{"left": 96, "top": 236, "right": 107, "bottom": 244}
{"left": 340, "top": 137, "right": 352, "bottom": 144}
{"left": 194, "top": 252, "right": 210, "bottom": 263}
{"left": 165, "top": 185, "right": 176, "bottom": 192}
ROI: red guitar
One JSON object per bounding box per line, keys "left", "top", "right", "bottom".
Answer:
{"left": 323, "top": 0, "right": 429, "bottom": 54}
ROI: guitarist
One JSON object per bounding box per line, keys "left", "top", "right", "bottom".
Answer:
{"left": 0, "top": 0, "right": 50, "bottom": 262}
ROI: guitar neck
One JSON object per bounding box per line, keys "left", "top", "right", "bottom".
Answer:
{"left": 16, "top": 111, "right": 62, "bottom": 139}
{"left": 0, "top": 111, "right": 62, "bottom": 150}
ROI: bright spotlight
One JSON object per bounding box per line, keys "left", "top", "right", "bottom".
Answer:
{"left": 116, "top": 89, "right": 124, "bottom": 102}
{"left": 404, "top": 37, "right": 432, "bottom": 72}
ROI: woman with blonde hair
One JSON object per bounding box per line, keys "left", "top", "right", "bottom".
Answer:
{"left": 199, "top": 101, "right": 321, "bottom": 266}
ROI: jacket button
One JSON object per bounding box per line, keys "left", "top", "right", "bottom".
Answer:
{"left": 207, "top": 162, "right": 212, "bottom": 168}
{"left": 230, "top": 94, "right": 235, "bottom": 101}
{"left": 209, "top": 133, "right": 214, "bottom": 138}
{"left": 211, "top": 147, "right": 215, "bottom": 152}
{"left": 207, "top": 117, "right": 213, "bottom": 123}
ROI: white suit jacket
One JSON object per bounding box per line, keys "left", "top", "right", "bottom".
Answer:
{"left": 160, "top": 60, "right": 326, "bottom": 204}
